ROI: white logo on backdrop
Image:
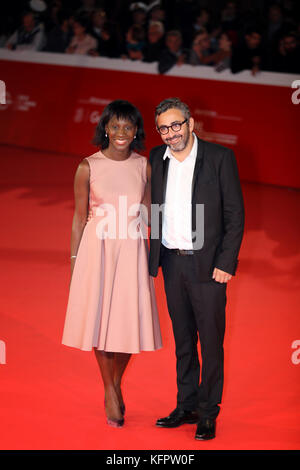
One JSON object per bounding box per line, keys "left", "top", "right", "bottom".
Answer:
{"left": 0, "top": 90, "right": 36, "bottom": 111}
{"left": 291, "top": 340, "right": 300, "bottom": 365}
{"left": 73, "top": 96, "right": 112, "bottom": 124}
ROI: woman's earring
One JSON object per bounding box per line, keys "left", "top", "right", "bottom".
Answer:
{"left": 105, "top": 132, "right": 108, "bottom": 138}
{"left": 134, "top": 135, "right": 136, "bottom": 139}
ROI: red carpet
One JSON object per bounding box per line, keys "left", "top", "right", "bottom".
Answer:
{"left": 0, "top": 145, "right": 299, "bottom": 450}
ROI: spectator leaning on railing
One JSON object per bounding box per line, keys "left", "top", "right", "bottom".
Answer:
{"left": 270, "top": 31, "right": 300, "bottom": 74}
{"left": 90, "top": 7, "right": 107, "bottom": 41}
{"left": 143, "top": 21, "right": 165, "bottom": 63}
{"left": 6, "top": 10, "right": 45, "bottom": 51}
{"left": 158, "top": 30, "right": 189, "bottom": 74}
{"left": 122, "top": 24, "right": 146, "bottom": 61}
{"left": 188, "top": 29, "right": 232, "bottom": 71}
{"left": 231, "top": 26, "right": 265, "bottom": 75}
{"left": 2, "top": 0, "right": 299, "bottom": 75}
{"left": 43, "top": 9, "right": 73, "bottom": 53}
{"left": 89, "top": 21, "right": 121, "bottom": 59}
{"left": 65, "top": 14, "right": 98, "bottom": 55}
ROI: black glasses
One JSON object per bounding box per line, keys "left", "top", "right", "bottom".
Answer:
{"left": 157, "top": 118, "right": 188, "bottom": 135}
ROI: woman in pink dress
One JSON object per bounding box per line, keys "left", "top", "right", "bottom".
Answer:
{"left": 62, "top": 100, "right": 162, "bottom": 427}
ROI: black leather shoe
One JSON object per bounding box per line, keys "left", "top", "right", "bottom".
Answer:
{"left": 156, "top": 408, "right": 198, "bottom": 428}
{"left": 195, "top": 418, "right": 216, "bottom": 440}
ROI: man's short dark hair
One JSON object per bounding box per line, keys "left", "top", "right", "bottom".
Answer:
{"left": 155, "top": 97, "right": 191, "bottom": 123}
{"left": 93, "top": 100, "right": 145, "bottom": 151}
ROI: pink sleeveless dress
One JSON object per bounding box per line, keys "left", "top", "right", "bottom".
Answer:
{"left": 62, "top": 151, "right": 162, "bottom": 353}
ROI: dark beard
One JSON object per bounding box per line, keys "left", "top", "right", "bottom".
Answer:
{"left": 167, "top": 131, "right": 190, "bottom": 152}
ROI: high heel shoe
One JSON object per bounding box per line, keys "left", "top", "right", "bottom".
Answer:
{"left": 104, "top": 400, "right": 124, "bottom": 428}
{"left": 106, "top": 416, "right": 124, "bottom": 428}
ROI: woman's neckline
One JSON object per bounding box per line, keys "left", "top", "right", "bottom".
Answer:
{"left": 98, "top": 150, "right": 134, "bottom": 163}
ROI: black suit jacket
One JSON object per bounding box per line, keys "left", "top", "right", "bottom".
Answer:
{"left": 149, "top": 136, "right": 245, "bottom": 280}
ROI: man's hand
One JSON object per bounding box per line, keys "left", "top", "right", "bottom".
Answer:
{"left": 212, "top": 268, "right": 232, "bottom": 283}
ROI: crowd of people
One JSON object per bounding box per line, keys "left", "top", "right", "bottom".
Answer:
{"left": 1, "top": 0, "right": 299, "bottom": 74}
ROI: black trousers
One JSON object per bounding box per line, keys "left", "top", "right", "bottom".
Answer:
{"left": 161, "top": 247, "right": 227, "bottom": 420}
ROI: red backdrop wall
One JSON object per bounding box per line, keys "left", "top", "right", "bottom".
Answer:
{"left": 0, "top": 55, "right": 299, "bottom": 188}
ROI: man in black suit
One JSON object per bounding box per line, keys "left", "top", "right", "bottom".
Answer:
{"left": 149, "top": 98, "right": 244, "bottom": 440}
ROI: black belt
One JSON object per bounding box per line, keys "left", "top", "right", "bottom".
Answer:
{"left": 166, "top": 248, "right": 195, "bottom": 256}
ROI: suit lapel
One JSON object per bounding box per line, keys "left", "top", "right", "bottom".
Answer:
{"left": 153, "top": 146, "right": 168, "bottom": 204}
{"left": 192, "top": 137, "right": 204, "bottom": 199}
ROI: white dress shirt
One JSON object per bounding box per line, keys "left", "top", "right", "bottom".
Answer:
{"left": 162, "top": 133, "right": 198, "bottom": 250}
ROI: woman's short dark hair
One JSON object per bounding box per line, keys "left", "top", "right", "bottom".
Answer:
{"left": 93, "top": 100, "right": 145, "bottom": 151}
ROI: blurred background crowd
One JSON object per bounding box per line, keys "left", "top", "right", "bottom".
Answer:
{"left": 1, "top": 0, "right": 299, "bottom": 74}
